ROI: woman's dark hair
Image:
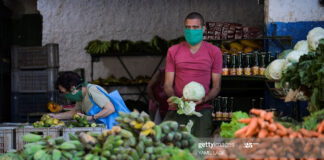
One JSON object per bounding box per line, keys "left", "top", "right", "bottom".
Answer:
{"left": 56, "top": 71, "right": 82, "bottom": 91}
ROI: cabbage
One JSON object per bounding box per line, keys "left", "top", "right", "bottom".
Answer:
{"left": 278, "top": 49, "right": 293, "bottom": 59}
{"left": 170, "top": 96, "right": 202, "bottom": 117}
{"left": 183, "top": 81, "right": 205, "bottom": 101}
{"left": 265, "top": 65, "right": 272, "bottom": 80}
{"left": 307, "top": 27, "right": 324, "bottom": 51}
{"left": 265, "top": 59, "right": 286, "bottom": 80}
{"left": 169, "top": 81, "right": 206, "bottom": 117}
{"left": 286, "top": 50, "right": 307, "bottom": 63}
{"left": 294, "top": 40, "right": 309, "bottom": 52}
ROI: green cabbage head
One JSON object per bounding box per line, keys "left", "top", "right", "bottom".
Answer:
{"left": 183, "top": 81, "right": 205, "bottom": 101}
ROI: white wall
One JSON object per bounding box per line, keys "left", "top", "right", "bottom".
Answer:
{"left": 266, "top": 0, "right": 324, "bottom": 23}
{"left": 37, "top": 0, "right": 264, "bottom": 81}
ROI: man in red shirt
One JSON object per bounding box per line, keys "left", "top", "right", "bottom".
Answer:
{"left": 164, "top": 12, "right": 222, "bottom": 137}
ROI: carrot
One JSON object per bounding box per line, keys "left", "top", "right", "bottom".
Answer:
{"left": 245, "top": 118, "right": 258, "bottom": 137}
{"left": 318, "top": 120, "right": 324, "bottom": 133}
{"left": 268, "top": 123, "right": 277, "bottom": 132}
{"left": 258, "top": 128, "right": 268, "bottom": 138}
{"left": 246, "top": 127, "right": 259, "bottom": 138}
{"left": 239, "top": 118, "right": 252, "bottom": 124}
{"left": 299, "top": 128, "right": 312, "bottom": 137}
{"left": 235, "top": 126, "right": 248, "bottom": 138}
{"left": 288, "top": 132, "right": 297, "bottom": 138}
{"left": 265, "top": 112, "right": 274, "bottom": 121}
{"left": 276, "top": 130, "right": 287, "bottom": 137}
{"left": 250, "top": 108, "right": 263, "bottom": 116}
{"left": 258, "top": 118, "right": 267, "bottom": 128}
{"left": 260, "top": 111, "right": 267, "bottom": 119}
{"left": 276, "top": 123, "right": 288, "bottom": 136}
{"left": 268, "top": 131, "right": 275, "bottom": 137}
{"left": 297, "top": 132, "right": 303, "bottom": 138}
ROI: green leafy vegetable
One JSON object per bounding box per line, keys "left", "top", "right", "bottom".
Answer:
{"left": 170, "top": 96, "right": 202, "bottom": 117}
{"left": 220, "top": 111, "right": 249, "bottom": 138}
{"left": 302, "top": 108, "right": 324, "bottom": 130}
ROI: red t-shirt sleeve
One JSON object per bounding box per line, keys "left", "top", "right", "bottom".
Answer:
{"left": 212, "top": 47, "right": 223, "bottom": 74}
{"left": 165, "top": 48, "right": 175, "bottom": 72}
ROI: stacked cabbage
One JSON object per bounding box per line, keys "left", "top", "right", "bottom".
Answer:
{"left": 265, "top": 27, "right": 324, "bottom": 101}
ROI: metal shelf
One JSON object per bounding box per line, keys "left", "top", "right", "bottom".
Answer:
{"left": 90, "top": 54, "right": 165, "bottom": 104}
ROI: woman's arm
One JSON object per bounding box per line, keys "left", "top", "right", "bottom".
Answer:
{"left": 49, "top": 108, "right": 79, "bottom": 120}
{"left": 85, "top": 100, "right": 116, "bottom": 121}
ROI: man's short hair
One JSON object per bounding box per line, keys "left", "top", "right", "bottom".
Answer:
{"left": 185, "top": 12, "right": 205, "bottom": 26}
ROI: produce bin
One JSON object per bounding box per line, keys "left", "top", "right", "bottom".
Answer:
{"left": 62, "top": 127, "right": 106, "bottom": 140}
{"left": 11, "top": 68, "right": 58, "bottom": 93}
{"left": 11, "top": 92, "right": 58, "bottom": 122}
{"left": 0, "top": 127, "right": 16, "bottom": 153}
{"left": 16, "top": 126, "right": 60, "bottom": 151}
{"left": 11, "top": 44, "right": 59, "bottom": 69}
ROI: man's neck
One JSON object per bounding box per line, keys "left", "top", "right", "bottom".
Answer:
{"left": 188, "top": 41, "right": 202, "bottom": 54}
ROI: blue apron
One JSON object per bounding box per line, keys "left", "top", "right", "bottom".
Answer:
{"left": 87, "top": 84, "right": 130, "bottom": 129}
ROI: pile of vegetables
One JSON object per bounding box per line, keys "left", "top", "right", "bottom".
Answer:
{"left": 281, "top": 38, "right": 324, "bottom": 112}
{"left": 85, "top": 36, "right": 185, "bottom": 55}
{"left": 68, "top": 113, "right": 97, "bottom": 128}
{"left": 219, "top": 111, "right": 249, "bottom": 138}
{"left": 206, "top": 109, "right": 324, "bottom": 160}
{"left": 264, "top": 27, "right": 324, "bottom": 111}
{"left": 234, "top": 109, "right": 323, "bottom": 138}
{"left": 0, "top": 111, "right": 197, "bottom": 160}
{"left": 32, "top": 114, "right": 65, "bottom": 128}
{"left": 264, "top": 27, "right": 322, "bottom": 81}
{"left": 169, "top": 81, "right": 205, "bottom": 117}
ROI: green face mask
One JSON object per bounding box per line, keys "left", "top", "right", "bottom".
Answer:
{"left": 184, "top": 27, "right": 204, "bottom": 46}
{"left": 65, "top": 83, "right": 83, "bottom": 102}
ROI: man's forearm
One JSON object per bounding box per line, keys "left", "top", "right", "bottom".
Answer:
{"left": 204, "top": 87, "right": 221, "bottom": 102}
{"left": 164, "top": 86, "right": 176, "bottom": 98}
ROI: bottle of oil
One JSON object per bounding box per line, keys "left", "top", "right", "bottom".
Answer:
{"left": 222, "top": 97, "right": 229, "bottom": 121}
{"left": 215, "top": 96, "right": 222, "bottom": 121}
{"left": 252, "top": 52, "right": 259, "bottom": 76}
{"left": 236, "top": 52, "right": 243, "bottom": 76}
{"left": 230, "top": 55, "right": 236, "bottom": 76}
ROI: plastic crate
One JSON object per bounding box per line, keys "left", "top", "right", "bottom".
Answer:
{"left": 0, "top": 127, "right": 16, "bottom": 153}
{"left": 11, "top": 92, "right": 58, "bottom": 122}
{"left": 11, "top": 68, "right": 58, "bottom": 93}
{"left": 11, "top": 44, "right": 59, "bottom": 69}
{"left": 62, "top": 127, "right": 106, "bottom": 140}
{"left": 16, "top": 126, "right": 60, "bottom": 151}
